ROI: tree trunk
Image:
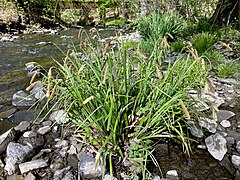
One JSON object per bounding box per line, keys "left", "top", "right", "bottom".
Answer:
{"left": 211, "top": 0, "right": 239, "bottom": 28}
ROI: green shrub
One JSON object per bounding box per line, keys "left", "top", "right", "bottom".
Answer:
{"left": 204, "top": 51, "right": 225, "bottom": 63}
{"left": 138, "top": 13, "right": 183, "bottom": 41}
{"left": 42, "top": 33, "right": 208, "bottom": 177}
{"left": 105, "top": 18, "right": 126, "bottom": 28}
{"left": 214, "top": 61, "right": 240, "bottom": 78}
{"left": 191, "top": 32, "right": 219, "bottom": 55}
{"left": 171, "top": 41, "right": 185, "bottom": 52}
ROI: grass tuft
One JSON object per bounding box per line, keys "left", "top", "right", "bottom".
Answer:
{"left": 42, "top": 30, "right": 208, "bottom": 177}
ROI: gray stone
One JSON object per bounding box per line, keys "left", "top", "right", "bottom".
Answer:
{"left": 231, "top": 155, "right": 240, "bottom": 168}
{"left": 0, "top": 128, "right": 15, "bottom": 154}
{"left": 14, "top": 121, "right": 30, "bottom": 132}
{"left": 4, "top": 142, "right": 34, "bottom": 175}
{"left": 166, "top": 170, "right": 179, "bottom": 180}
{"left": 217, "top": 78, "right": 237, "bottom": 85}
{"left": 49, "top": 110, "right": 69, "bottom": 124}
{"left": 12, "top": 90, "right": 36, "bottom": 107}
{"left": 236, "top": 141, "right": 240, "bottom": 151}
{"left": 0, "top": 158, "right": 4, "bottom": 168}
{"left": 19, "top": 159, "right": 48, "bottom": 174}
{"left": 37, "top": 126, "right": 51, "bottom": 135}
{"left": 10, "top": 110, "right": 39, "bottom": 124}
{"left": 216, "top": 110, "right": 235, "bottom": 122}
{"left": 54, "top": 140, "right": 69, "bottom": 148}
{"left": 104, "top": 174, "right": 118, "bottom": 180}
{"left": 187, "top": 120, "right": 203, "bottom": 138}
{"left": 152, "top": 175, "right": 161, "bottom": 180}
{"left": 53, "top": 166, "right": 71, "bottom": 180}
{"left": 30, "top": 83, "right": 46, "bottom": 100}
{"left": 50, "top": 162, "right": 64, "bottom": 172}
{"left": 68, "top": 145, "right": 77, "bottom": 155}
{"left": 59, "top": 146, "right": 69, "bottom": 158}
{"left": 78, "top": 154, "right": 102, "bottom": 179}
{"left": 198, "top": 117, "right": 217, "bottom": 133}
{"left": 41, "top": 120, "right": 52, "bottom": 126}
{"left": 235, "top": 170, "right": 240, "bottom": 180}
{"left": 205, "top": 133, "right": 227, "bottom": 161}
{"left": 23, "top": 131, "right": 37, "bottom": 138}
{"left": 32, "top": 149, "right": 51, "bottom": 160}
{"left": 220, "top": 156, "right": 236, "bottom": 177}
{"left": 201, "top": 92, "right": 225, "bottom": 108}
{"left": 62, "top": 171, "right": 75, "bottom": 180}
{"left": 226, "top": 136, "right": 235, "bottom": 144}
{"left": 220, "top": 120, "right": 231, "bottom": 128}
{"left": 25, "top": 172, "right": 36, "bottom": 180}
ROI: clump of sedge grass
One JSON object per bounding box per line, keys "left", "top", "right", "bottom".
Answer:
{"left": 191, "top": 32, "right": 219, "bottom": 55}
{"left": 137, "top": 12, "right": 183, "bottom": 53}
{"left": 214, "top": 61, "right": 240, "bottom": 78}
{"left": 42, "top": 30, "right": 208, "bottom": 178}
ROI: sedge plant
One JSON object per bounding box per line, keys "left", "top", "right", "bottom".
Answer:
{"left": 41, "top": 30, "right": 208, "bottom": 178}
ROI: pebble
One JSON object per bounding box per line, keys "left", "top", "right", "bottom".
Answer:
{"left": 220, "top": 120, "right": 231, "bottom": 128}
{"left": 37, "top": 126, "right": 51, "bottom": 135}
{"left": 166, "top": 170, "right": 179, "bottom": 180}
{"left": 231, "top": 155, "right": 240, "bottom": 168}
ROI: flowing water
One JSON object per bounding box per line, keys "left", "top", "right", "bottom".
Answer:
{"left": 0, "top": 27, "right": 118, "bottom": 134}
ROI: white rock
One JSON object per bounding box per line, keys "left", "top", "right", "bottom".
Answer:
{"left": 23, "top": 131, "right": 37, "bottom": 138}
{"left": 68, "top": 145, "right": 77, "bottom": 155}
{"left": 14, "top": 121, "right": 30, "bottom": 132}
{"left": 166, "top": 170, "right": 179, "bottom": 180}
{"left": 236, "top": 141, "right": 240, "bottom": 151}
{"left": 231, "top": 155, "right": 240, "bottom": 168}
{"left": 0, "top": 128, "right": 15, "bottom": 154}
{"left": 53, "top": 166, "right": 71, "bottom": 179}
{"left": 25, "top": 172, "right": 36, "bottom": 180}
{"left": 197, "top": 145, "right": 207, "bottom": 149}
{"left": 4, "top": 142, "right": 33, "bottom": 175}
{"left": 37, "top": 126, "right": 51, "bottom": 135}
{"left": 152, "top": 175, "right": 161, "bottom": 180}
{"left": 198, "top": 117, "right": 217, "bottom": 133}
{"left": 104, "top": 174, "right": 118, "bottom": 180}
{"left": 49, "top": 110, "right": 69, "bottom": 124}
{"left": 19, "top": 159, "right": 48, "bottom": 174}
{"left": 54, "top": 140, "right": 69, "bottom": 148}
{"left": 78, "top": 154, "right": 102, "bottom": 179}
{"left": 205, "top": 133, "right": 227, "bottom": 161}
{"left": 220, "top": 120, "right": 231, "bottom": 128}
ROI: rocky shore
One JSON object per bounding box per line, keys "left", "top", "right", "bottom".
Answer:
{"left": 0, "top": 26, "right": 240, "bottom": 179}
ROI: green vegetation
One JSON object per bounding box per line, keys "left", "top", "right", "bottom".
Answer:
{"left": 137, "top": 13, "right": 183, "bottom": 53}
{"left": 214, "top": 61, "right": 240, "bottom": 78}
{"left": 171, "top": 41, "right": 185, "bottom": 52}
{"left": 40, "top": 27, "right": 209, "bottom": 177}
{"left": 191, "top": 32, "right": 219, "bottom": 55}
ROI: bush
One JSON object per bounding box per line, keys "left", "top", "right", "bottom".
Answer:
{"left": 42, "top": 31, "right": 208, "bottom": 177}
{"left": 214, "top": 61, "right": 240, "bottom": 78}
{"left": 191, "top": 32, "right": 219, "bottom": 55}
{"left": 138, "top": 13, "right": 183, "bottom": 41}
{"left": 137, "top": 13, "right": 183, "bottom": 53}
